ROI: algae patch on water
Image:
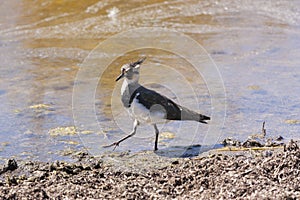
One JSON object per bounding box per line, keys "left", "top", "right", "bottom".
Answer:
{"left": 15, "top": 104, "right": 56, "bottom": 118}
{"left": 158, "top": 132, "right": 175, "bottom": 142}
{"left": 285, "top": 119, "right": 300, "bottom": 124}
{"left": 49, "top": 126, "right": 77, "bottom": 137}
{"left": 159, "top": 132, "right": 175, "bottom": 139}
{"left": 29, "top": 104, "right": 53, "bottom": 110}
{"left": 247, "top": 85, "right": 261, "bottom": 90}
{"left": 49, "top": 126, "right": 95, "bottom": 137}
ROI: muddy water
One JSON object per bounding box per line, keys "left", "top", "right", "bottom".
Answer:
{"left": 0, "top": 0, "right": 299, "bottom": 162}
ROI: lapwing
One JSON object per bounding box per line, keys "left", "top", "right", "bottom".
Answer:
{"left": 104, "top": 57, "right": 210, "bottom": 151}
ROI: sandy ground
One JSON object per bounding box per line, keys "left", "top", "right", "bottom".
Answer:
{"left": 0, "top": 140, "right": 299, "bottom": 199}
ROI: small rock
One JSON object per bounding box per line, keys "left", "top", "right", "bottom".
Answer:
{"left": 6, "top": 159, "right": 18, "bottom": 171}
{"left": 242, "top": 139, "right": 263, "bottom": 148}
{"left": 172, "top": 160, "right": 179, "bottom": 165}
{"left": 222, "top": 138, "right": 241, "bottom": 147}
{"left": 0, "top": 159, "right": 18, "bottom": 175}
{"left": 6, "top": 176, "right": 18, "bottom": 186}
{"left": 276, "top": 136, "right": 284, "bottom": 141}
{"left": 284, "top": 140, "right": 299, "bottom": 152}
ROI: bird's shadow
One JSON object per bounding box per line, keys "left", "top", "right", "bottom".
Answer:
{"left": 154, "top": 144, "right": 224, "bottom": 158}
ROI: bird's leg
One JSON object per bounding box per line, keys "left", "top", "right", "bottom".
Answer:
{"left": 153, "top": 124, "right": 159, "bottom": 151}
{"left": 103, "top": 120, "right": 139, "bottom": 150}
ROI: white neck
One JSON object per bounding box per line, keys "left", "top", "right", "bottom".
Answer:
{"left": 121, "top": 78, "right": 140, "bottom": 95}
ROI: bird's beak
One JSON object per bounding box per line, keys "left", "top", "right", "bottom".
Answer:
{"left": 115, "top": 72, "right": 124, "bottom": 81}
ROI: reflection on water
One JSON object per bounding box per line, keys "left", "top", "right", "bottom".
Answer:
{"left": 0, "top": 0, "right": 299, "bottom": 162}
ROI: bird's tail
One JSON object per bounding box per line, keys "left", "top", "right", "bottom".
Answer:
{"left": 197, "top": 114, "right": 211, "bottom": 124}
{"left": 180, "top": 106, "right": 210, "bottom": 124}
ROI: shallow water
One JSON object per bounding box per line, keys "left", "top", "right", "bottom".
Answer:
{"left": 0, "top": 0, "right": 299, "bottom": 162}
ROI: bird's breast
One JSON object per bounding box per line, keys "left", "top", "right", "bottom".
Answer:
{"left": 129, "top": 96, "right": 167, "bottom": 124}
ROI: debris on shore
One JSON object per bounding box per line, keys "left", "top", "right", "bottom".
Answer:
{"left": 221, "top": 122, "right": 285, "bottom": 151}
{"left": 0, "top": 139, "right": 299, "bottom": 199}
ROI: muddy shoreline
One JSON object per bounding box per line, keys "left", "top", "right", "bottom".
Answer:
{"left": 0, "top": 140, "right": 299, "bottom": 199}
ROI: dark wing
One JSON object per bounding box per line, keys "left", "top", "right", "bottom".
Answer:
{"left": 129, "top": 86, "right": 210, "bottom": 123}
{"left": 130, "top": 86, "right": 182, "bottom": 120}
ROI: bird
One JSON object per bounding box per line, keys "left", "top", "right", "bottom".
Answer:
{"left": 104, "top": 57, "right": 210, "bottom": 151}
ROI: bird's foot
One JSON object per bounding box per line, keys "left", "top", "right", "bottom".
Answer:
{"left": 102, "top": 142, "right": 120, "bottom": 151}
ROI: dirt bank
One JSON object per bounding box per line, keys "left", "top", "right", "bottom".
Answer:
{"left": 0, "top": 140, "right": 299, "bottom": 199}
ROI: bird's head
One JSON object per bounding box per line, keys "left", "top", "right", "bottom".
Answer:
{"left": 116, "top": 57, "right": 146, "bottom": 82}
